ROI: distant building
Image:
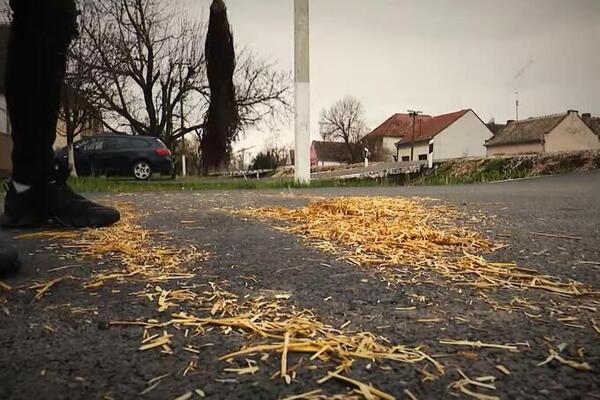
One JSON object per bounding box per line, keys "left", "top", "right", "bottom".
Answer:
{"left": 0, "top": 25, "right": 10, "bottom": 178}
{"left": 486, "top": 121, "right": 506, "bottom": 135}
{"left": 54, "top": 85, "right": 104, "bottom": 150}
{"left": 485, "top": 110, "right": 600, "bottom": 156}
{"left": 310, "top": 141, "right": 360, "bottom": 167}
{"left": 365, "top": 109, "right": 493, "bottom": 162}
{"left": 582, "top": 113, "right": 600, "bottom": 137}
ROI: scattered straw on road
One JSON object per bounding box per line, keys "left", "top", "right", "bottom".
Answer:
{"left": 234, "top": 197, "right": 596, "bottom": 296}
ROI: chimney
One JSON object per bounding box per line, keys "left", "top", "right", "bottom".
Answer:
{"left": 582, "top": 113, "right": 592, "bottom": 125}
{"left": 567, "top": 109, "right": 579, "bottom": 116}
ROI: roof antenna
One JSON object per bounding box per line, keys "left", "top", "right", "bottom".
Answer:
{"left": 513, "top": 60, "right": 533, "bottom": 123}
{"left": 515, "top": 91, "right": 520, "bottom": 122}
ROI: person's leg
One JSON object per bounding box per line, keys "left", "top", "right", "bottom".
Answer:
{"left": 7, "top": 1, "right": 72, "bottom": 187}
{"left": 1, "top": 0, "right": 120, "bottom": 229}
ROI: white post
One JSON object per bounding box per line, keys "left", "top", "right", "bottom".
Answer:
{"left": 294, "top": 0, "right": 311, "bottom": 184}
{"left": 182, "top": 155, "right": 187, "bottom": 177}
{"left": 428, "top": 139, "right": 434, "bottom": 169}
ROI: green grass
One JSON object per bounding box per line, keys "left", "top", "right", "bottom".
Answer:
{"left": 65, "top": 176, "right": 387, "bottom": 193}
{"left": 407, "top": 158, "right": 535, "bottom": 186}
{"left": 4, "top": 153, "right": 594, "bottom": 194}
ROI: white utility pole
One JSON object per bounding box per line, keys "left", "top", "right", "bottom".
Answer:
{"left": 294, "top": 0, "right": 311, "bottom": 184}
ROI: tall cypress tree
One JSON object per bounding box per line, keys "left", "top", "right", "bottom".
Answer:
{"left": 202, "top": 0, "right": 238, "bottom": 174}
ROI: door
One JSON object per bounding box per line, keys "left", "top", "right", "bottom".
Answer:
{"left": 74, "top": 138, "right": 103, "bottom": 175}
{"left": 94, "top": 137, "right": 127, "bottom": 174}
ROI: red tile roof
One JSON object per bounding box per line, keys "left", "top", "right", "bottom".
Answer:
{"left": 366, "top": 110, "right": 470, "bottom": 144}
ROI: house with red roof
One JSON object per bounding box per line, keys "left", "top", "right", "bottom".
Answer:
{"left": 364, "top": 109, "right": 493, "bottom": 162}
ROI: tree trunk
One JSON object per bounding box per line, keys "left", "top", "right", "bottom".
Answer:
{"left": 67, "top": 134, "right": 78, "bottom": 178}
{"left": 201, "top": 0, "right": 238, "bottom": 175}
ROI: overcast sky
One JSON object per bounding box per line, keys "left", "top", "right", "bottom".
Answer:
{"left": 191, "top": 0, "right": 599, "bottom": 153}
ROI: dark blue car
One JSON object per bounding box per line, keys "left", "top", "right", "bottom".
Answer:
{"left": 55, "top": 135, "right": 174, "bottom": 180}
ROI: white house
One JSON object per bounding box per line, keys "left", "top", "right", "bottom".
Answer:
{"left": 485, "top": 110, "right": 600, "bottom": 156}
{"left": 365, "top": 109, "right": 493, "bottom": 162}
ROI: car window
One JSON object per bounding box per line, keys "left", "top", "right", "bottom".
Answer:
{"left": 103, "top": 138, "right": 122, "bottom": 150}
{"left": 81, "top": 138, "right": 104, "bottom": 152}
{"left": 129, "top": 138, "right": 151, "bottom": 148}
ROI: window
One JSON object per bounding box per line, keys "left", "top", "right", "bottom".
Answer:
{"left": 103, "top": 138, "right": 122, "bottom": 151}
{"left": 402, "top": 156, "right": 410, "bottom": 162}
{"left": 418, "top": 154, "right": 428, "bottom": 161}
{"left": 81, "top": 138, "right": 103, "bottom": 152}
{"left": 131, "top": 139, "right": 151, "bottom": 148}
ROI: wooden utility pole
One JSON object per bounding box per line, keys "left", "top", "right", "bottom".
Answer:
{"left": 294, "top": 0, "right": 311, "bottom": 183}
{"left": 408, "top": 110, "right": 422, "bottom": 162}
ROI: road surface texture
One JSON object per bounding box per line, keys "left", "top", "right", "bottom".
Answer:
{"left": 1, "top": 171, "right": 599, "bottom": 400}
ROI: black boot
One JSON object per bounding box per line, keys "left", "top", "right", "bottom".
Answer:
{"left": 0, "top": 240, "right": 19, "bottom": 278}
{"left": 0, "top": 181, "right": 47, "bottom": 228}
{"left": 46, "top": 181, "right": 121, "bottom": 228}
{"left": 1, "top": 180, "right": 121, "bottom": 229}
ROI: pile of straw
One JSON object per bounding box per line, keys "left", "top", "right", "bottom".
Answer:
{"left": 235, "top": 197, "right": 595, "bottom": 296}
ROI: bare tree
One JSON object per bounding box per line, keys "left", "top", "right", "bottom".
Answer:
{"left": 57, "top": 37, "right": 107, "bottom": 177}
{"left": 76, "top": 0, "right": 207, "bottom": 149}
{"left": 0, "top": 0, "right": 10, "bottom": 24}
{"left": 75, "top": 0, "right": 291, "bottom": 173}
{"left": 234, "top": 51, "right": 292, "bottom": 134}
{"left": 319, "top": 96, "right": 369, "bottom": 163}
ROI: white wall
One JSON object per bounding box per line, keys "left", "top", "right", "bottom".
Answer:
{"left": 397, "top": 142, "right": 429, "bottom": 161}
{"left": 545, "top": 113, "right": 600, "bottom": 152}
{"left": 319, "top": 160, "right": 345, "bottom": 167}
{"left": 487, "top": 142, "right": 543, "bottom": 156}
{"left": 0, "top": 95, "right": 9, "bottom": 135}
{"left": 433, "top": 110, "right": 492, "bottom": 160}
{"left": 382, "top": 137, "right": 399, "bottom": 160}
{"left": 0, "top": 95, "right": 12, "bottom": 176}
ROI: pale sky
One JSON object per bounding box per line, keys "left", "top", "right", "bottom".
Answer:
{"left": 192, "top": 0, "right": 600, "bottom": 155}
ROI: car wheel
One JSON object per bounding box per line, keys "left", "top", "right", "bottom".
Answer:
{"left": 133, "top": 160, "right": 152, "bottom": 181}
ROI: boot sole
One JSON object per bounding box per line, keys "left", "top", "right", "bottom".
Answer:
{"left": 0, "top": 213, "right": 48, "bottom": 229}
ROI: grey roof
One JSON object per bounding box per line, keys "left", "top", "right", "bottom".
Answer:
{"left": 485, "top": 114, "right": 567, "bottom": 147}
{"left": 587, "top": 117, "right": 600, "bottom": 137}
{"left": 0, "top": 25, "right": 8, "bottom": 94}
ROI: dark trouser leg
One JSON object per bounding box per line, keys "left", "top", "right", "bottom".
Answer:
{"left": 2, "top": 0, "right": 120, "bottom": 229}
{"left": 6, "top": 1, "right": 76, "bottom": 186}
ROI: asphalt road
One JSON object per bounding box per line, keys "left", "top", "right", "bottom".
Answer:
{"left": 0, "top": 172, "right": 599, "bottom": 400}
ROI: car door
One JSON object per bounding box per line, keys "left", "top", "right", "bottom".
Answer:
{"left": 94, "top": 137, "right": 122, "bottom": 174}
{"left": 83, "top": 138, "right": 105, "bottom": 176}
{"left": 73, "top": 138, "right": 98, "bottom": 175}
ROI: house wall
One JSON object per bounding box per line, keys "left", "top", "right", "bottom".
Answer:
{"left": 54, "top": 114, "right": 103, "bottom": 150}
{"left": 319, "top": 161, "right": 345, "bottom": 167}
{"left": 397, "top": 142, "right": 429, "bottom": 161}
{"left": 433, "top": 110, "right": 492, "bottom": 160}
{"left": 0, "top": 95, "right": 11, "bottom": 177}
{"left": 382, "top": 137, "right": 401, "bottom": 161}
{"left": 55, "top": 119, "right": 68, "bottom": 150}
{"left": 545, "top": 113, "right": 600, "bottom": 153}
{"left": 486, "top": 142, "right": 543, "bottom": 156}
